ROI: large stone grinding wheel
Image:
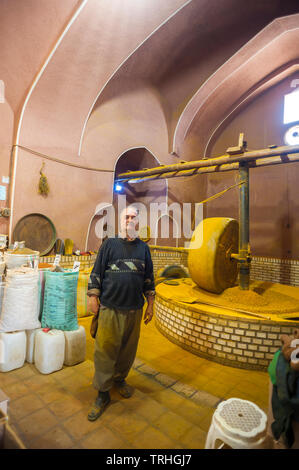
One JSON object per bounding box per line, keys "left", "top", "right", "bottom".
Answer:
{"left": 188, "top": 217, "right": 239, "bottom": 294}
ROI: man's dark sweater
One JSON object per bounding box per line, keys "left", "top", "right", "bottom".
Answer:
{"left": 87, "top": 237, "right": 155, "bottom": 310}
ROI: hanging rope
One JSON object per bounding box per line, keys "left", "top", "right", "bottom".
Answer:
{"left": 191, "top": 180, "right": 245, "bottom": 229}
{"left": 199, "top": 180, "right": 245, "bottom": 205}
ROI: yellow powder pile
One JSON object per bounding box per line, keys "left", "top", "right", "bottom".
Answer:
{"left": 157, "top": 279, "right": 299, "bottom": 315}
{"left": 8, "top": 247, "right": 38, "bottom": 254}
{"left": 221, "top": 286, "right": 269, "bottom": 307}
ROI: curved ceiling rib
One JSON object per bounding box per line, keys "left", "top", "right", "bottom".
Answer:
{"left": 173, "top": 14, "right": 299, "bottom": 158}
{"left": 78, "top": 0, "right": 192, "bottom": 156}
{"left": 204, "top": 61, "right": 299, "bottom": 157}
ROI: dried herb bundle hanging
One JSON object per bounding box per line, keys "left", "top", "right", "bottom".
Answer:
{"left": 38, "top": 162, "right": 49, "bottom": 196}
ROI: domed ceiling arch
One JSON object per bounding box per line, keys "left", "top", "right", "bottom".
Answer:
{"left": 173, "top": 14, "right": 299, "bottom": 159}
{"left": 81, "top": 1, "right": 299, "bottom": 163}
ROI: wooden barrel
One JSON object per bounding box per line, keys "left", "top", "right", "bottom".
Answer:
{"left": 187, "top": 217, "right": 239, "bottom": 294}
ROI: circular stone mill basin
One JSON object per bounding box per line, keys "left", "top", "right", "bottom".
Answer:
{"left": 155, "top": 279, "right": 299, "bottom": 371}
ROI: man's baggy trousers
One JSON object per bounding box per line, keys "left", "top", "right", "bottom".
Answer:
{"left": 93, "top": 306, "right": 143, "bottom": 392}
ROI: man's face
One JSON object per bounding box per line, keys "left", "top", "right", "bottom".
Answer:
{"left": 120, "top": 208, "right": 139, "bottom": 238}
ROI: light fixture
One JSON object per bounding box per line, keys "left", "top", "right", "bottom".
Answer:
{"left": 284, "top": 125, "right": 299, "bottom": 146}
{"left": 114, "top": 182, "right": 123, "bottom": 193}
{"left": 283, "top": 89, "right": 299, "bottom": 124}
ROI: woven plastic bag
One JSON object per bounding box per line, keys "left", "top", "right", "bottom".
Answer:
{"left": 38, "top": 268, "right": 51, "bottom": 321}
{"left": 0, "top": 267, "right": 41, "bottom": 332}
{"left": 77, "top": 267, "right": 93, "bottom": 318}
{"left": 41, "top": 270, "right": 79, "bottom": 331}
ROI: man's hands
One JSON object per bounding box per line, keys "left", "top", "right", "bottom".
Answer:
{"left": 88, "top": 295, "right": 99, "bottom": 315}
{"left": 144, "top": 295, "right": 155, "bottom": 325}
{"left": 143, "top": 306, "right": 153, "bottom": 325}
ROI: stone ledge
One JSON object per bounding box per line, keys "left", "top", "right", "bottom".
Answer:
{"left": 133, "top": 357, "right": 220, "bottom": 407}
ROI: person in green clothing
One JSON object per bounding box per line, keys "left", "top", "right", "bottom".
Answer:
{"left": 87, "top": 205, "right": 155, "bottom": 421}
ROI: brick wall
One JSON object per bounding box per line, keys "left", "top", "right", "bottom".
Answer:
{"left": 149, "top": 245, "right": 299, "bottom": 287}
{"left": 149, "top": 246, "right": 188, "bottom": 276}
{"left": 155, "top": 294, "right": 299, "bottom": 371}
{"left": 250, "top": 256, "right": 299, "bottom": 287}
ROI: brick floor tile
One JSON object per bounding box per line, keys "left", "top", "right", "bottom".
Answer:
{"left": 7, "top": 364, "right": 38, "bottom": 381}
{"left": 192, "top": 390, "right": 220, "bottom": 408}
{"left": 186, "top": 374, "right": 212, "bottom": 389}
{"left": 51, "top": 367, "right": 77, "bottom": 381}
{"left": 151, "top": 389, "right": 185, "bottom": 410}
{"left": 72, "top": 360, "right": 94, "bottom": 378}
{"left": 200, "top": 379, "right": 235, "bottom": 397}
{"left": 196, "top": 409, "right": 215, "bottom": 433}
{"left": 9, "top": 393, "right": 45, "bottom": 421}
{"left": 23, "top": 373, "right": 57, "bottom": 392}
{"left": 133, "top": 357, "right": 144, "bottom": 368}
{"left": 152, "top": 410, "right": 193, "bottom": 441}
{"left": 99, "top": 400, "right": 126, "bottom": 425}
{"left": 35, "top": 385, "right": 71, "bottom": 404}
{"left": 16, "top": 408, "right": 58, "bottom": 444}
{"left": 2, "top": 381, "right": 31, "bottom": 401}
{"left": 155, "top": 373, "right": 177, "bottom": 388}
{"left": 137, "top": 364, "right": 159, "bottom": 377}
{"left": 59, "top": 373, "right": 92, "bottom": 392}
{"left": 125, "top": 395, "right": 167, "bottom": 422}
{"left": 0, "top": 371, "right": 20, "bottom": 387}
{"left": 180, "top": 424, "right": 207, "bottom": 449}
{"left": 128, "top": 374, "right": 164, "bottom": 395}
{"left": 175, "top": 398, "right": 212, "bottom": 427}
{"left": 81, "top": 425, "right": 129, "bottom": 449}
{"left": 171, "top": 382, "right": 197, "bottom": 398}
{"left": 109, "top": 409, "right": 148, "bottom": 442}
{"left": 73, "top": 385, "right": 98, "bottom": 407}
{"left": 29, "top": 425, "right": 74, "bottom": 449}
{"left": 61, "top": 410, "right": 104, "bottom": 440}
{"left": 133, "top": 425, "right": 177, "bottom": 449}
{"left": 48, "top": 396, "right": 84, "bottom": 420}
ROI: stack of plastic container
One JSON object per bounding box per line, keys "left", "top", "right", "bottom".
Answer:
{"left": 0, "top": 248, "right": 86, "bottom": 375}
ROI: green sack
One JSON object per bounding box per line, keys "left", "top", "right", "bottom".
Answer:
{"left": 41, "top": 270, "right": 79, "bottom": 331}
{"left": 268, "top": 349, "right": 281, "bottom": 385}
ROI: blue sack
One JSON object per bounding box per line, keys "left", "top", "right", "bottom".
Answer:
{"left": 41, "top": 270, "right": 79, "bottom": 331}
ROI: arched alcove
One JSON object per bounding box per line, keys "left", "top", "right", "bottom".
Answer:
{"left": 85, "top": 203, "right": 114, "bottom": 252}
{"left": 114, "top": 147, "right": 167, "bottom": 244}
{"left": 154, "top": 214, "right": 179, "bottom": 247}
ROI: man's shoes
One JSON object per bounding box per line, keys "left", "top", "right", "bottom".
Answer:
{"left": 87, "top": 391, "right": 111, "bottom": 421}
{"left": 114, "top": 380, "right": 133, "bottom": 398}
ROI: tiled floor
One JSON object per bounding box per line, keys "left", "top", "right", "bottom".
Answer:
{"left": 1, "top": 314, "right": 270, "bottom": 449}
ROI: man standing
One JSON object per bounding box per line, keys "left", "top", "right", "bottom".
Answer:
{"left": 87, "top": 205, "right": 155, "bottom": 421}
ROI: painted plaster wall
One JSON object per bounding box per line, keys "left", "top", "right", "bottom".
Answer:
{"left": 0, "top": 101, "right": 13, "bottom": 235}
{"left": 7, "top": 0, "right": 188, "bottom": 251}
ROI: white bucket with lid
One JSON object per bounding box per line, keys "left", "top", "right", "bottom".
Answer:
{"left": 0, "top": 331, "right": 26, "bottom": 372}
{"left": 34, "top": 328, "right": 65, "bottom": 374}
{"left": 64, "top": 326, "right": 86, "bottom": 366}
{"left": 25, "top": 328, "right": 43, "bottom": 363}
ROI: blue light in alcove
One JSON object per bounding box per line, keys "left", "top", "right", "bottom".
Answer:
{"left": 114, "top": 183, "right": 123, "bottom": 192}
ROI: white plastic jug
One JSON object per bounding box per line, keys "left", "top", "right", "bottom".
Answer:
{"left": 64, "top": 326, "right": 86, "bottom": 366}
{"left": 0, "top": 331, "right": 26, "bottom": 372}
{"left": 34, "top": 329, "right": 65, "bottom": 374}
{"left": 25, "top": 328, "right": 43, "bottom": 363}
